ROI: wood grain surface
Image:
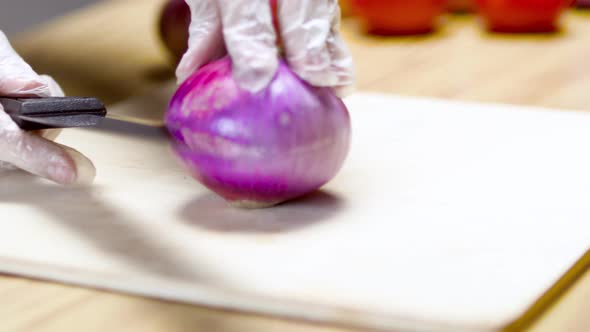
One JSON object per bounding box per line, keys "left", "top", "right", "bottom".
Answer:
{"left": 2, "top": 0, "right": 589, "bottom": 331}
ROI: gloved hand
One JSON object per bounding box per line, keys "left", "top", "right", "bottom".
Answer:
{"left": 0, "top": 31, "right": 95, "bottom": 185}
{"left": 176, "top": 0, "right": 354, "bottom": 97}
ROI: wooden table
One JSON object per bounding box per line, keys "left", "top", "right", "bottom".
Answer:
{"left": 2, "top": 1, "right": 589, "bottom": 331}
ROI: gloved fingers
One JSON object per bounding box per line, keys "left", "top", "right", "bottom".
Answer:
{"left": 278, "top": 0, "right": 337, "bottom": 87}
{"left": 0, "top": 32, "right": 93, "bottom": 185}
{"left": 176, "top": 0, "right": 226, "bottom": 84}
{"left": 0, "top": 31, "right": 52, "bottom": 97}
{"left": 10, "top": 75, "right": 66, "bottom": 142}
{"left": 39, "top": 74, "right": 65, "bottom": 97}
{"left": 278, "top": 0, "right": 355, "bottom": 95}
{"left": 217, "top": 0, "right": 279, "bottom": 93}
{"left": 324, "top": 6, "right": 355, "bottom": 97}
{"left": 19, "top": 75, "right": 64, "bottom": 150}
{"left": 0, "top": 109, "right": 95, "bottom": 185}
{"left": 1, "top": 131, "right": 96, "bottom": 186}
{"left": 54, "top": 142, "right": 96, "bottom": 186}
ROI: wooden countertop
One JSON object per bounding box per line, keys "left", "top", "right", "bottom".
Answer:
{"left": 2, "top": 0, "right": 589, "bottom": 331}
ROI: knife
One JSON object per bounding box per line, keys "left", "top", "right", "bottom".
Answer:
{"left": 0, "top": 96, "right": 162, "bottom": 130}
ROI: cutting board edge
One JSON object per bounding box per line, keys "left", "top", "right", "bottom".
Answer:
{"left": 503, "top": 249, "right": 590, "bottom": 332}
{"left": 0, "top": 255, "right": 503, "bottom": 332}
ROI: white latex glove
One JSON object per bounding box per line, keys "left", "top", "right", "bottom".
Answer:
{"left": 0, "top": 31, "right": 95, "bottom": 185}
{"left": 176, "top": 0, "right": 354, "bottom": 97}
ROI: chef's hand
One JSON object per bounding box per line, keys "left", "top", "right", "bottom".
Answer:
{"left": 176, "top": 0, "right": 354, "bottom": 97}
{"left": 0, "top": 31, "right": 95, "bottom": 185}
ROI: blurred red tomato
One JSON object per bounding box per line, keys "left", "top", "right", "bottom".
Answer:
{"left": 577, "top": 0, "right": 590, "bottom": 7}
{"left": 476, "top": 0, "right": 573, "bottom": 33}
{"left": 448, "top": 0, "right": 475, "bottom": 12}
{"left": 350, "top": 0, "right": 447, "bottom": 35}
{"left": 159, "top": 0, "right": 191, "bottom": 64}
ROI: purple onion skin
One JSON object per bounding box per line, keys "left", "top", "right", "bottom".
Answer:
{"left": 165, "top": 57, "right": 352, "bottom": 208}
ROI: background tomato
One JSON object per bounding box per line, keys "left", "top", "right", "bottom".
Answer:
{"left": 350, "top": 0, "right": 448, "bottom": 35}
{"left": 476, "top": 0, "right": 573, "bottom": 33}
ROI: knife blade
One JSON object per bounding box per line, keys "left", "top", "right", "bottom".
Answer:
{"left": 0, "top": 97, "right": 106, "bottom": 131}
{"left": 0, "top": 96, "right": 163, "bottom": 130}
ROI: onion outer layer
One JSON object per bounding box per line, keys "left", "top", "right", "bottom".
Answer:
{"left": 165, "top": 57, "right": 352, "bottom": 208}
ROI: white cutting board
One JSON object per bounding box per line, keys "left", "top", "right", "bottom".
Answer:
{"left": 0, "top": 90, "right": 588, "bottom": 332}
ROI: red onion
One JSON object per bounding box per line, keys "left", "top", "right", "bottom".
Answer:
{"left": 158, "top": 0, "right": 191, "bottom": 64}
{"left": 165, "top": 57, "right": 352, "bottom": 208}
{"left": 577, "top": 0, "right": 590, "bottom": 7}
